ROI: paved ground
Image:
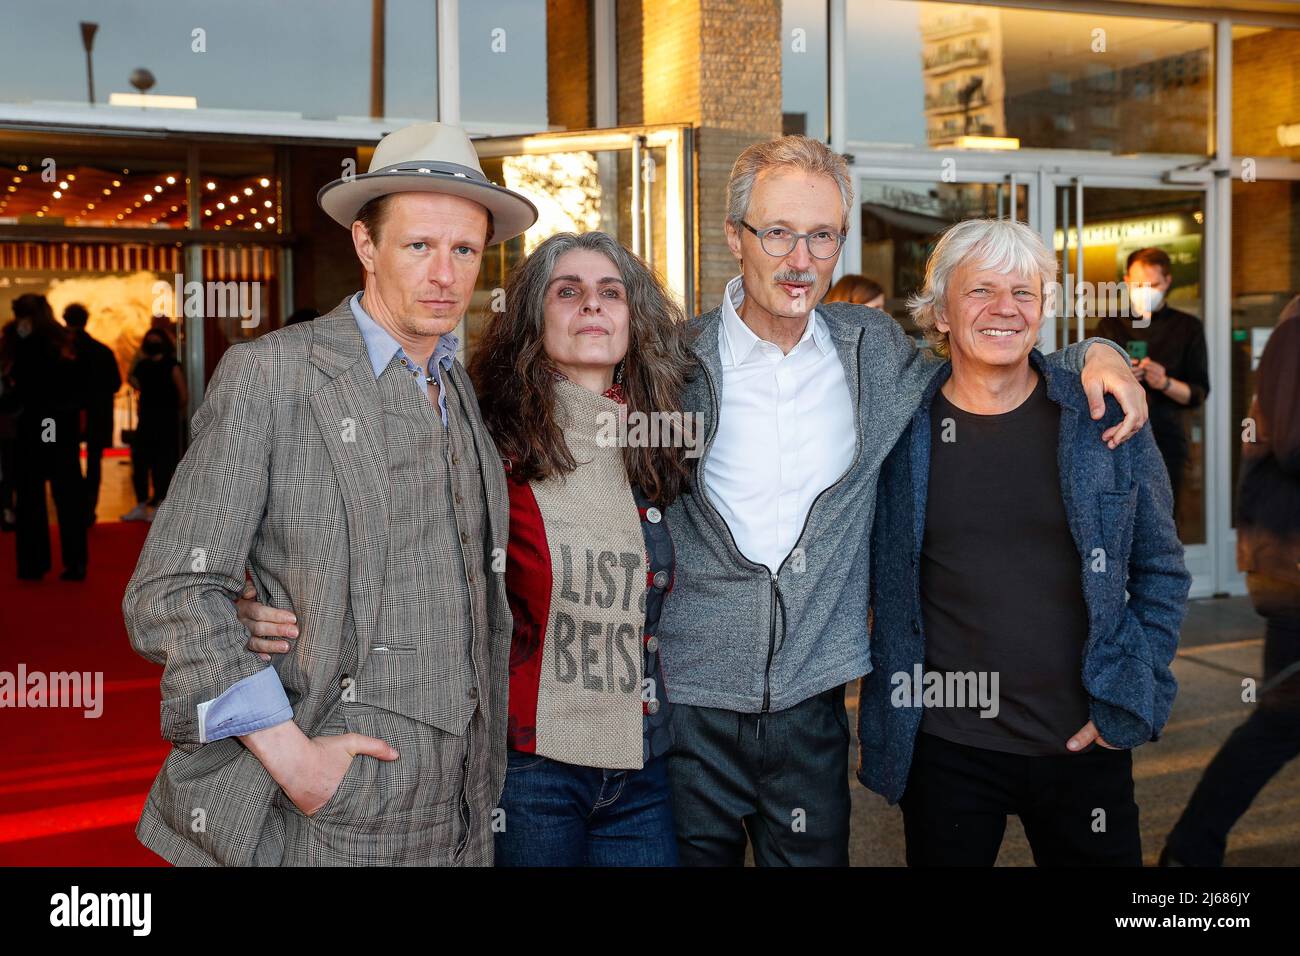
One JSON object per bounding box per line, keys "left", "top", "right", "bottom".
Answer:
{"left": 844, "top": 596, "right": 1299, "bottom": 866}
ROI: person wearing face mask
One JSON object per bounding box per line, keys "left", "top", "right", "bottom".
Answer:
{"left": 1097, "top": 247, "right": 1211, "bottom": 518}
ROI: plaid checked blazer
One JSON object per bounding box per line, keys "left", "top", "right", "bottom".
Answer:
{"left": 122, "top": 298, "right": 512, "bottom": 866}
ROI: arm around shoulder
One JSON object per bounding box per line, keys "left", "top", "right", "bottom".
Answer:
{"left": 1043, "top": 335, "right": 1127, "bottom": 373}
{"left": 856, "top": 304, "right": 944, "bottom": 405}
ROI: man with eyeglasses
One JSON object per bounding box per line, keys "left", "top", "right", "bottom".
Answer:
{"left": 656, "top": 134, "right": 1151, "bottom": 866}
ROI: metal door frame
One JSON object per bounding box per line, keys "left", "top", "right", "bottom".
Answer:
{"left": 847, "top": 145, "right": 1230, "bottom": 597}
{"left": 473, "top": 124, "right": 694, "bottom": 311}
{"left": 1042, "top": 170, "right": 1219, "bottom": 598}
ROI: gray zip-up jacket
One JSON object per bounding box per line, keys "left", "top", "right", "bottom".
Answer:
{"left": 657, "top": 301, "right": 1104, "bottom": 714}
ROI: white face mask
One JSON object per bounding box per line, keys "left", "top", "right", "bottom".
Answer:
{"left": 1129, "top": 284, "right": 1165, "bottom": 316}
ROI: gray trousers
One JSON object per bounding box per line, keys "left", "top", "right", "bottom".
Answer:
{"left": 272, "top": 702, "right": 495, "bottom": 866}
{"left": 666, "top": 684, "right": 852, "bottom": 866}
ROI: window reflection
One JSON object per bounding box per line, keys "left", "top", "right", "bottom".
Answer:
{"left": 847, "top": 1, "right": 1212, "bottom": 155}
{"left": 200, "top": 145, "right": 279, "bottom": 234}
{"left": 0, "top": 138, "right": 187, "bottom": 229}
{"left": 782, "top": 0, "right": 830, "bottom": 139}
{"left": 459, "top": 0, "right": 552, "bottom": 130}
{"left": 858, "top": 179, "right": 1028, "bottom": 338}
{"left": 1, "top": 0, "right": 437, "bottom": 124}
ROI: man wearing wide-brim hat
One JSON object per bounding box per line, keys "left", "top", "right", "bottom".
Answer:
{"left": 124, "top": 123, "right": 538, "bottom": 866}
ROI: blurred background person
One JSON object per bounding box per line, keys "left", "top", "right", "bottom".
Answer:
{"left": 1097, "top": 247, "right": 1210, "bottom": 522}
{"left": 824, "top": 272, "right": 887, "bottom": 311}
{"left": 121, "top": 328, "right": 186, "bottom": 523}
{"left": 148, "top": 313, "right": 178, "bottom": 357}
{"left": 6, "top": 294, "right": 87, "bottom": 580}
{"left": 64, "top": 303, "right": 122, "bottom": 525}
{"left": 0, "top": 314, "right": 19, "bottom": 531}
{"left": 1161, "top": 295, "right": 1300, "bottom": 866}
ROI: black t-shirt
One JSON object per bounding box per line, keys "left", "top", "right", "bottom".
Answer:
{"left": 1095, "top": 305, "right": 1209, "bottom": 463}
{"left": 919, "top": 374, "right": 1091, "bottom": 756}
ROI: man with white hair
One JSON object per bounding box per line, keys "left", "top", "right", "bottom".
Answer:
{"left": 859, "top": 218, "right": 1190, "bottom": 865}
{"left": 657, "top": 137, "right": 1150, "bottom": 866}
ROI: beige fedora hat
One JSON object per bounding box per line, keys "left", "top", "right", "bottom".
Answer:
{"left": 317, "top": 122, "right": 538, "bottom": 245}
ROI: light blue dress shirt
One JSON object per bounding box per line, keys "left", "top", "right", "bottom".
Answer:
{"left": 349, "top": 291, "right": 460, "bottom": 426}
{"left": 196, "top": 293, "right": 461, "bottom": 742}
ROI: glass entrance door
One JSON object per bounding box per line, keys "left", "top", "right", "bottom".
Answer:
{"left": 845, "top": 169, "right": 1030, "bottom": 344}
{"left": 848, "top": 155, "right": 1224, "bottom": 596}
{"left": 1048, "top": 178, "right": 1216, "bottom": 595}
{"left": 464, "top": 125, "right": 693, "bottom": 360}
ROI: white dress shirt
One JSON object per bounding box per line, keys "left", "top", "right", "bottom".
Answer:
{"left": 702, "top": 276, "right": 856, "bottom": 572}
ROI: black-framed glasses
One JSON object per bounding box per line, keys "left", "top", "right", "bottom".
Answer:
{"left": 740, "top": 220, "right": 846, "bottom": 259}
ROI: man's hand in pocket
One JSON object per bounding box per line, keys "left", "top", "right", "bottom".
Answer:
{"left": 241, "top": 721, "right": 399, "bottom": 817}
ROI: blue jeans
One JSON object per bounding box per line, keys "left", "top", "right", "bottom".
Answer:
{"left": 494, "top": 750, "right": 678, "bottom": 866}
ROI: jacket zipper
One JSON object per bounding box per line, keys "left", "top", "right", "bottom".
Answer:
{"left": 763, "top": 573, "right": 779, "bottom": 713}
{"left": 697, "top": 326, "right": 866, "bottom": 723}
{"left": 757, "top": 572, "right": 780, "bottom": 738}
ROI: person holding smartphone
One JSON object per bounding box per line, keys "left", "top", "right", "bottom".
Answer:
{"left": 1097, "top": 247, "right": 1210, "bottom": 519}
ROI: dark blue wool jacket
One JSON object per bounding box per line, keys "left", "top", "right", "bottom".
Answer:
{"left": 857, "top": 350, "right": 1191, "bottom": 805}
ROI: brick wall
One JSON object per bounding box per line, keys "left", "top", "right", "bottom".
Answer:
{"left": 1231, "top": 28, "right": 1300, "bottom": 163}
{"left": 617, "top": 0, "right": 782, "bottom": 311}
{"left": 696, "top": 0, "right": 782, "bottom": 310}
{"left": 697, "top": 0, "right": 782, "bottom": 133}
{"left": 1231, "top": 28, "right": 1300, "bottom": 296}
{"left": 547, "top": 0, "right": 593, "bottom": 129}
{"left": 617, "top": 0, "right": 644, "bottom": 125}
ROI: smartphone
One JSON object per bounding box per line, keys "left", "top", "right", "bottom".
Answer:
{"left": 1126, "top": 340, "right": 1149, "bottom": 362}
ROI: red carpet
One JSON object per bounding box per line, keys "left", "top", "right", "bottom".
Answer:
{"left": 0, "top": 521, "right": 170, "bottom": 866}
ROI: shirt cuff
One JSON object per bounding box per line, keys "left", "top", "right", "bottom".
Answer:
{"left": 196, "top": 668, "right": 293, "bottom": 743}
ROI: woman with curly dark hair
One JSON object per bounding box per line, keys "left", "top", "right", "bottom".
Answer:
{"left": 468, "top": 230, "right": 696, "bottom": 866}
